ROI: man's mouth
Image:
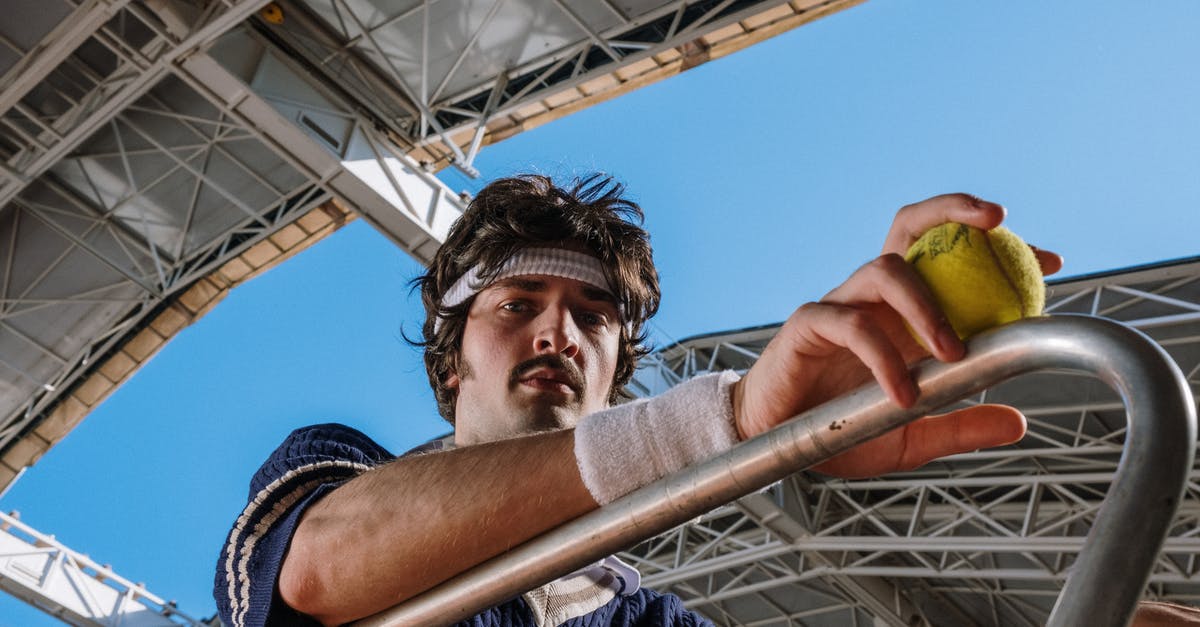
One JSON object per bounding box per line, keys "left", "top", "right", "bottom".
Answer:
{"left": 520, "top": 369, "right": 576, "bottom": 394}
{"left": 511, "top": 356, "right": 585, "bottom": 397}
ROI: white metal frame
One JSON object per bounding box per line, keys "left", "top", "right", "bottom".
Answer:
{"left": 264, "top": 0, "right": 843, "bottom": 172}
{"left": 0, "top": 0, "right": 274, "bottom": 209}
{"left": 0, "top": 510, "right": 205, "bottom": 626}
{"left": 1, "top": 8, "right": 471, "bottom": 464}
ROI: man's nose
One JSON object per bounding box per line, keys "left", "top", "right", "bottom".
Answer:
{"left": 533, "top": 308, "right": 580, "bottom": 358}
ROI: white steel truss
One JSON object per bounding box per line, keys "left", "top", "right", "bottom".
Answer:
{"left": 180, "top": 27, "right": 467, "bottom": 261}
{"left": 0, "top": 510, "right": 206, "bottom": 626}
{"left": 625, "top": 258, "right": 1200, "bottom": 626}
{"left": 254, "top": 0, "right": 855, "bottom": 171}
{"left": 0, "top": 0, "right": 274, "bottom": 210}
{"left": 0, "top": 67, "right": 331, "bottom": 454}
{"left": 0, "top": 4, "right": 470, "bottom": 466}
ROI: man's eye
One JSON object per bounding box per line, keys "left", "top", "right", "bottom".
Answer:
{"left": 501, "top": 301, "right": 529, "bottom": 313}
{"left": 578, "top": 311, "right": 611, "bottom": 327}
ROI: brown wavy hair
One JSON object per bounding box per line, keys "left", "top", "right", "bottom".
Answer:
{"left": 413, "top": 174, "right": 660, "bottom": 423}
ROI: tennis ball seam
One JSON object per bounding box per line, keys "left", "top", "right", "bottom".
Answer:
{"left": 982, "top": 230, "right": 1027, "bottom": 316}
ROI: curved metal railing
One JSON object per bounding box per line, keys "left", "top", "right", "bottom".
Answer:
{"left": 358, "top": 315, "right": 1197, "bottom": 627}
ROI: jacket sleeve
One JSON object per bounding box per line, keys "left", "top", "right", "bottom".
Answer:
{"left": 213, "top": 423, "right": 394, "bottom": 627}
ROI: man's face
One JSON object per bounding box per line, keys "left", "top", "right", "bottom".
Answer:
{"left": 449, "top": 274, "right": 622, "bottom": 446}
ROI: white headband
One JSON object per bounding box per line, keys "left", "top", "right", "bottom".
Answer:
{"left": 437, "top": 247, "right": 625, "bottom": 331}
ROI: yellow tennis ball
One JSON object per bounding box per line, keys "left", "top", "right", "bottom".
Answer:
{"left": 905, "top": 222, "right": 1045, "bottom": 339}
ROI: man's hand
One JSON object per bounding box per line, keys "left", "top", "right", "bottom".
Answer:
{"left": 1132, "top": 601, "right": 1200, "bottom": 626}
{"left": 731, "top": 193, "right": 1063, "bottom": 477}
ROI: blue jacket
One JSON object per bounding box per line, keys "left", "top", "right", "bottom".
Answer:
{"left": 214, "top": 423, "right": 712, "bottom": 626}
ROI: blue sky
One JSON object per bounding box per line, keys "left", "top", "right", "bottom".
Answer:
{"left": 2, "top": 0, "right": 1199, "bottom": 623}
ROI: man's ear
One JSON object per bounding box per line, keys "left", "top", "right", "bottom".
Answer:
{"left": 444, "top": 371, "right": 460, "bottom": 390}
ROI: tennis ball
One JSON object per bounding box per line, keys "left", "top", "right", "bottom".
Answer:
{"left": 905, "top": 222, "right": 1045, "bottom": 339}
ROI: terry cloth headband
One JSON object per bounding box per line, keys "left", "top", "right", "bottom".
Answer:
{"left": 436, "top": 247, "right": 625, "bottom": 331}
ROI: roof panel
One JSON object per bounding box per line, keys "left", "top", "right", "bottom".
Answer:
{"left": 0, "top": 0, "right": 74, "bottom": 67}
{"left": 7, "top": 292, "right": 140, "bottom": 373}
{"left": 284, "top": 0, "right": 776, "bottom": 148}
{"left": 0, "top": 327, "right": 59, "bottom": 389}
{"left": 3, "top": 208, "right": 57, "bottom": 295}
{"left": 301, "top": 0, "right": 639, "bottom": 100}
{"left": 20, "top": 182, "right": 161, "bottom": 279}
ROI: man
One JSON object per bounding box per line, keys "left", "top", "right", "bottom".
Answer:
{"left": 216, "top": 174, "right": 1061, "bottom": 626}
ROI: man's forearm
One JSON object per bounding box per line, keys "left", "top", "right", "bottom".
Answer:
{"left": 279, "top": 428, "right": 595, "bottom": 625}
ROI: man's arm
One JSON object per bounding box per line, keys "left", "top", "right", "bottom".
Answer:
{"left": 279, "top": 428, "right": 594, "bottom": 625}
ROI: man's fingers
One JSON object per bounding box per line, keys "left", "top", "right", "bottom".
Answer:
{"left": 789, "top": 302, "right": 918, "bottom": 408}
{"left": 811, "top": 404, "right": 1026, "bottom": 478}
{"left": 822, "top": 255, "right": 963, "bottom": 363}
{"left": 883, "top": 194, "right": 1065, "bottom": 278}
{"left": 897, "top": 405, "right": 1027, "bottom": 471}
{"left": 1032, "top": 245, "right": 1064, "bottom": 276}
{"left": 1132, "top": 601, "right": 1200, "bottom": 626}
{"left": 882, "top": 193, "right": 1007, "bottom": 255}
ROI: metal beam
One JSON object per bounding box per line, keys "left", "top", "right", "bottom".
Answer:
{"left": 0, "top": 0, "right": 273, "bottom": 210}
{"left": 173, "top": 38, "right": 465, "bottom": 264}
{"left": 0, "top": 510, "right": 204, "bottom": 626}
{"left": 734, "top": 492, "right": 929, "bottom": 626}
{"left": 0, "top": 0, "right": 132, "bottom": 119}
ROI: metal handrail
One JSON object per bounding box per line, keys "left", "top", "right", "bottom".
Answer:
{"left": 358, "top": 315, "right": 1197, "bottom": 626}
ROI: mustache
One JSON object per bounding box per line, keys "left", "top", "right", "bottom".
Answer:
{"left": 509, "top": 354, "right": 586, "bottom": 395}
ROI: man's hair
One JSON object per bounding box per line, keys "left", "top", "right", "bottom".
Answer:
{"left": 415, "top": 174, "right": 661, "bottom": 423}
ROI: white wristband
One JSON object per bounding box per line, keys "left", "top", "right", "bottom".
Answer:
{"left": 574, "top": 371, "right": 742, "bottom": 505}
